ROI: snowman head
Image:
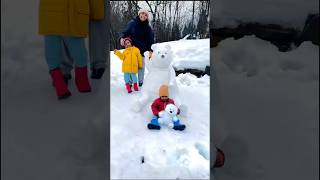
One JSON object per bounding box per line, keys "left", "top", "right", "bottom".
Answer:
{"left": 165, "top": 104, "right": 178, "bottom": 117}
{"left": 150, "top": 44, "right": 173, "bottom": 69}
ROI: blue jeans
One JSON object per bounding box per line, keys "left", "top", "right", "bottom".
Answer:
{"left": 61, "top": 19, "right": 108, "bottom": 74}
{"left": 44, "top": 35, "right": 88, "bottom": 70}
{"left": 124, "top": 73, "right": 138, "bottom": 84}
{"left": 150, "top": 116, "right": 160, "bottom": 126}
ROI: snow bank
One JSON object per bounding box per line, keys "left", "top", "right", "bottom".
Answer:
{"left": 214, "top": 35, "right": 318, "bottom": 82}
{"left": 212, "top": 0, "right": 319, "bottom": 30}
{"left": 213, "top": 36, "right": 319, "bottom": 180}
{"left": 160, "top": 39, "right": 210, "bottom": 71}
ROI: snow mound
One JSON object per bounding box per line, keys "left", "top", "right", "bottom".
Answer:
{"left": 214, "top": 35, "right": 319, "bottom": 82}
{"left": 213, "top": 36, "right": 319, "bottom": 180}
{"left": 212, "top": 0, "right": 319, "bottom": 30}
{"left": 160, "top": 39, "right": 210, "bottom": 71}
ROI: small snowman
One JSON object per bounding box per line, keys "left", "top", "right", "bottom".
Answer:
{"left": 158, "top": 104, "right": 180, "bottom": 128}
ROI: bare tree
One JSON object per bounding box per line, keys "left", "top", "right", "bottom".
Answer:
{"left": 109, "top": 1, "right": 209, "bottom": 49}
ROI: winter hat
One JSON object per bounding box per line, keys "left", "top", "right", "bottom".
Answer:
{"left": 123, "top": 37, "right": 132, "bottom": 44}
{"left": 159, "top": 85, "right": 169, "bottom": 97}
{"left": 138, "top": 9, "right": 149, "bottom": 17}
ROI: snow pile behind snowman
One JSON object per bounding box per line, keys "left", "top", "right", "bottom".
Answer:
{"left": 110, "top": 39, "right": 210, "bottom": 179}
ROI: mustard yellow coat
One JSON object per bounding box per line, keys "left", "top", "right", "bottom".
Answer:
{"left": 90, "top": 0, "right": 105, "bottom": 20}
{"left": 114, "top": 47, "right": 143, "bottom": 73}
{"left": 38, "top": 0, "right": 104, "bottom": 37}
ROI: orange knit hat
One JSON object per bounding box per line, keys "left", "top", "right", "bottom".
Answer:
{"left": 159, "top": 85, "right": 169, "bottom": 97}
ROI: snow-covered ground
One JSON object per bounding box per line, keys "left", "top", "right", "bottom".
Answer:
{"left": 212, "top": 36, "right": 319, "bottom": 180}
{"left": 212, "top": 0, "right": 319, "bottom": 30}
{"left": 110, "top": 39, "right": 210, "bottom": 179}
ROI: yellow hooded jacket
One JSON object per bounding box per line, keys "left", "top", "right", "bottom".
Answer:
{"left": 38, "top": 0, "right": 104, "bottom": 37}
{"left": 114, "top": 47, "right": 143, "bottom": 73}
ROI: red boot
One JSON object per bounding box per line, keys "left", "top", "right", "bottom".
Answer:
{"left": 214, "top": 147, "right": 225, "bottom": 168}
{"left": 133, "top": 82, "right": 139, "bottom": 91}
{"left": 75, "top": 66, "right": 91, "bottom": 93}
{"left": 49, "top": 68, "right": 71, "bottom": 99}
{"left": 125, "top": 83, "right": 132, "bottom": 93}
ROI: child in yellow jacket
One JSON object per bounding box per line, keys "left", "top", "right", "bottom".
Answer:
{"left": 114, "top": 37, "right": 143, "bottom": 93}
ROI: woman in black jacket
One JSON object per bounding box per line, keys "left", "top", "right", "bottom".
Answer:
{"left": 120, "top": 9, "right": 154, "bottom": 87}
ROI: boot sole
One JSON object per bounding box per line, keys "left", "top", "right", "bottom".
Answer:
{"left": 58, "top": 92, "right": 72, "bottom": 100}
{"left": 173, "top": 125, "right": 186, "bottom": 131}
{"left": 214, "top": 148, "right": 225, "bottom": 168}
{"left": 79, "top": 89, "right": 92, "bottom": 93}
{"left": 147, "top": 124, "right": 160, "bottom": 130}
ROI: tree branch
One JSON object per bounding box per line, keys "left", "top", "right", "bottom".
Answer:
{"left": 145, "top": 0, "right": 154, "bottom": 15}
{"left": 131, "top": 0, "right": 142, "bottom": 11}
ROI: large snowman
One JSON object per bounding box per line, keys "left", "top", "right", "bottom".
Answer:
{"left": 132, "top": 43, "right": 187, "bottom": 116}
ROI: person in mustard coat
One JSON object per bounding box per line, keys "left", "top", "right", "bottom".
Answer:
{"left": 114, "top": 37, "right": 143, "bottom": 93}
{"left": 38, "top": 0, "right": 102, "bottom": 99}
{"left": 61, "top": 0, "right": 108, "bottom": 82}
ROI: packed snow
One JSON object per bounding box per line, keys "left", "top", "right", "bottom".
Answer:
{"left": 110, "top": 39, "right": 210, "bottom": 179}
{"left": 211, "top": 0, "right": 319, "bottom": 30}
{"left": 212, "top": 35, "right": 319, "bottom": 180}
{"left": 165, "top": 39, "right": 210, "bottom": 71}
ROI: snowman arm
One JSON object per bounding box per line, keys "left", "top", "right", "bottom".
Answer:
{"left": 169, "top": 67, "right": 176, "bottom": 86}
{"left": 158, "top": 117, "right": 164, "bottom": 124}
{"left": 144, "top": 52, "right": 152, "bottom": 70}
{"left": 158, "top": 111, "right": 166, "bottom": 117}
{"left": 138, "top": 94, "right": 150, "bottom": 111}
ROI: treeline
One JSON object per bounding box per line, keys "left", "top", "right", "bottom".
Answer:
{"left": 110, "top": 1, "right": 210, "bottom": 50}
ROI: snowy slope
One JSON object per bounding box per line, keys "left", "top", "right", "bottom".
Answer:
{"left": 212, "top": 0, "right": 319, "bottom": 30}
{"left": 213, "top": 36, "right": 319, "bottom": 180}
{"left": 110, "top": 40, "right": 210, "bottom": 179}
